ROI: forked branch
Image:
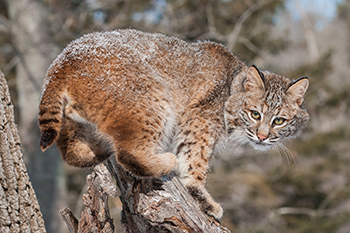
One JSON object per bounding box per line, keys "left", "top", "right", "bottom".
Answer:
{"left": 105, "top": 158, "right": 230, "bottom": 232}
{"left": 61, "top": 159, "right": 231, "bottom": 232}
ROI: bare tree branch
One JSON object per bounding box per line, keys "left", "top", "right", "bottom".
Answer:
{"left": 227, "top": 0, "right": 277, "bottom": 50}
{"left": 204, "top": 2, "right": 227, "bottom": 42}
{"left": 0, "top": 14, "right": 10, "bottom": 32}
{"left": 293, "top": 0, "right": 320, "bottom": 61}
{"left": 61, "top": 159, "right": 232, "bottom": 232}
{"left": 105, "top": 158, "right": 231, "bottom": 233}
{"left": 60, "top": 164, "right": 117, "bottom": 233}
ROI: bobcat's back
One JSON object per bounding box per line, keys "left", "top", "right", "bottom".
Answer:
{"left": 38, "top": 29, "right": 239, "bottom": 165}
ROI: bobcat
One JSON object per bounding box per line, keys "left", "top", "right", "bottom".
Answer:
{"left": 38, "top": 29, "right": 309, "bottom": 219}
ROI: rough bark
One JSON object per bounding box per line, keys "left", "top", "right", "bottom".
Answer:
{"left": 0, "top": 70, "right": 46, "bottom": 232}
{"left": 61, "top": 158, "right": 231, "bottom": 233}
{"left": 6, "top": 1, "right": 65, "bottom": 232}
{"left": 106, "top": 159, "right": 231, "bottom": 233}
{"left": 60, "top": 164, "right": 117, "bottom": 233}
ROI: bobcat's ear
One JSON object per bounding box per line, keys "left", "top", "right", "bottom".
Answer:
{"left": 287, "top": 77, "right": 309, "bottom": 105}
{"left": 244, "top": 65, "right": 265, "bottom": 92}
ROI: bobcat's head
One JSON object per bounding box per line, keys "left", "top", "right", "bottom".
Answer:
{"left": 224, "top": 66, "right": 309, "bottom": 151}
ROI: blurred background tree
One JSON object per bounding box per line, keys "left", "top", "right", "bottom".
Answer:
{"left": 0, "top": 0, "right": 349, "bottom": 232}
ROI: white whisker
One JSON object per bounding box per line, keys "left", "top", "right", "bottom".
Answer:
{"left": 280, "top": 143, "right": 297, "bottom": 166}
{"left": 276, "top": 142, "right": 297, "bottom": 171}
{"left": 273, "top": 146, "right": 283, "bottom": 166}
{"left": 218, "top": 131, "right": 249, "bottom": 157}
{"left": 281, "top": 144, "right": 291, "bottom": 170}
{"left": 233, "top": 137, "right": 247, "bottom": 154}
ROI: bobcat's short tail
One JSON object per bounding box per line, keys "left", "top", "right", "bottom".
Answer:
{"left": 38, "top": 76, "right": 66, "bottom": 151}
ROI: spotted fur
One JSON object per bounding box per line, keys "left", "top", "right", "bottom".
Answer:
{"left": 38, "top": 29, "right": 309, "bottom": 219}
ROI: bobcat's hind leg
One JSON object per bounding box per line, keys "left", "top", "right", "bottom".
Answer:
{"left": 117, "top": 149, "right": 178, "bottom": 177}
{"left": 110, "top": 103, "right": 178, "bottom": 178}
{"left": 56, "top": 116, "right": 114, "bottom": 167}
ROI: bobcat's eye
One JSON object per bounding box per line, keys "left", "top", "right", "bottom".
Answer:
{"left": 274, "top": 117, "right": 285, "bottom": 125}
{"left": 251, "top": 111, "right": 261, "bottom": 120}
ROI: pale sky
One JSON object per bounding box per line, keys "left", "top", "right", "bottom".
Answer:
{"left": 286, "top": 0, "right": 344, "bottom": 21}
{"left": 285, "top": 0, "right": 344, "bottom": 30}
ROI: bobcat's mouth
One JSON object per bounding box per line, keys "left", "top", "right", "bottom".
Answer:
{"left": 247, "top": 137, "right": 273, "bottom": 151}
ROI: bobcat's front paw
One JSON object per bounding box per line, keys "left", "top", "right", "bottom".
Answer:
{"left": 186, "top": 185, "right": 224, "bottom": 219}
{"left": 206, "top": 201, "right": 223, "bottom": 220}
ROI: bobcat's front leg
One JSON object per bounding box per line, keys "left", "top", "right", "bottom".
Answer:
{"left": 176, "top": 114, "right": 223, "bottom": 219}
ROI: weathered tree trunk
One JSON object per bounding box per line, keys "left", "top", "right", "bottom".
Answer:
{"left": 60, "top": 164, "right": 117, "bottom": 233}
{"left": 106, "top": 159, "right": 231, "bottom": 233}
{"left": 6, "top": 1, "right": 66, "bottom": 232}
{"left": 61, "top": 156, "right": 231, "bottom": 232}
{"left": 0, "top": 70, "right": 46, "bottom": 232}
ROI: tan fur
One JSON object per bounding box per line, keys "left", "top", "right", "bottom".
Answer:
{"left": 38, "top": 29, "right": 309, "bottom": 219}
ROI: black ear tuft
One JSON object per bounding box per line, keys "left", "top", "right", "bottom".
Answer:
{"left": 289, "top": 76, "right": 309, "bottom": 87}
{"left": 245, "top": 65, "right": 265, "bottom": 91}
{"left": 250, "top": 65, "right": 265, "bottom": 80}
{"left": 287, "top": 77, "right": 309, "bottom": 106}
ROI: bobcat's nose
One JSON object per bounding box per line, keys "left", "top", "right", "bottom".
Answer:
{"left": 257, "top": 134, "right": 267, "bottom": 141}
{"left": 257, "top": 125, "right": 269, "bottom": 142}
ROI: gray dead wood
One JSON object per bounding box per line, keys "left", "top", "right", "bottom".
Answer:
{"left": 106, "top": 158, "right": 231, "bottom": 233}
{"left": 61, "top": 157, "right": 231, "bottom": 233}
{"left": 60, "top": 164, "right": 117, "bottom": 233}
{"left": 0, "top": 70, "right": 46, "bottom": 232}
